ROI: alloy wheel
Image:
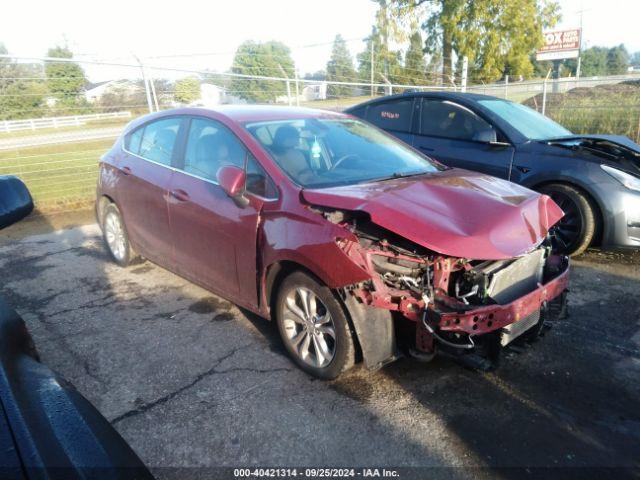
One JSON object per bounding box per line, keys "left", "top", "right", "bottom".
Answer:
{"left": 104, "top": 211, "right": 126, "bottom": 262}
{"left": 547, "top": 191, "right": 583, "bottom": 253}
{"left": 281, "top": 287, "right": 336, "bottom": 368}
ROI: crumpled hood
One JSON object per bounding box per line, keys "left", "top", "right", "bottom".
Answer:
{"left": 302, "top": 169, "right": 564, "bottom": 260}
{"left": 545, "top": 134, "right": 640, "bottom": 174}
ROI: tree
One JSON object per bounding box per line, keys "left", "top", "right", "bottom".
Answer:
{"left": 45, "top": 45, "right": 87, "bottom": 110}
{"left": 357, "top": 25, "right": 403, "bottom": 94}
{"left": 0, "top": 43, "right": 47, "bottom": 120}
{"left": 379, "top": 0, "right": 560, "bottom": 83}
{"left": 230, "top": 40, "right": 295, "bottom": 103}
{"left": 304, "top": 70, "right": 326, "bottom": 81}
{"left": 580, "top": 46, "right": 609, "bottom": 77}
{"left": 403, "top": 31, "right": 427, "bottom": 85}
{"left": 174, "top": 76, "right": 201, "bottom": 104}
{"left": 326, "top": 35, "right": 357, "bottom": 97}
{"left": 631, "top": 51, "right": 640, "bottom": 68}
{"left": 606, "top": 44, "right": 629, "bottom": 75}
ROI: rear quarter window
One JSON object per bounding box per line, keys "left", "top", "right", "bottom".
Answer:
{"left": 124, "top": 127, "right": 143, "bottom": 154}
{"left": 365, "top": 98, "right": 414, "bottom": 133}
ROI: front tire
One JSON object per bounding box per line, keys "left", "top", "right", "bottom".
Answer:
{"left": 275, "top": 271, "right": 356, "bottom": 380}
{"left": 539, "top": 183, "right": 597, "bottom": 256}
{"left": 102, "top": 203, "right": 137, "bottom": 267}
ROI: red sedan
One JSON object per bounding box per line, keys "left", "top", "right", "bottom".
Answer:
{"left": 96, "top": 106, "right": 569, "bottom": 379}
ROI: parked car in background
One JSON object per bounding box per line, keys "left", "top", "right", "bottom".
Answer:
{"left": 0, "top": 176, "right": 153, "bottom": 480}
{"left": 96, "top": 106, "right": 569, "bottom": 379}
{"left": 346, "top": 92, "right": 640, "bottom": 255}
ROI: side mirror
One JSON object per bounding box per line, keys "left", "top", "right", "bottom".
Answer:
{"left": 0, "top": 176, "right": 33, "bottom": 229}
{"left": 472, "top": 128, "right": 498, "bottom": 144}
{"left": 217, "top": 165, "right": 248, "bottom": 207}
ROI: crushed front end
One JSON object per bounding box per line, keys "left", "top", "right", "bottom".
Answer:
{"left": 324, "top": 210, "right": 570, "bottom": 370}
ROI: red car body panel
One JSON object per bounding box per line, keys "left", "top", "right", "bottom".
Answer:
{"left": 302, "top": 169, "right": 564, "bottom": 260}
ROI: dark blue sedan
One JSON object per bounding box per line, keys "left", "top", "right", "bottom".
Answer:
{"left": 346, "top": 92, "right": 640, "bottom": 255}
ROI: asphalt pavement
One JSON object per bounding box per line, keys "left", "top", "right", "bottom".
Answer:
{"left": 1, "top": 219, "right": 638, "bottom": 479}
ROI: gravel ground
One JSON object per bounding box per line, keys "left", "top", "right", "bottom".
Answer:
{"left": 1, "top": 218, "right": 638, "bottom": 479}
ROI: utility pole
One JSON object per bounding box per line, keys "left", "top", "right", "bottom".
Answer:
{"left": 134, "top": 54, "right": 154, "bottom": 113}
{"left": 294, "top": 67, "right": 300, "bottom": 106}
{"left": 461, "top": 56, "right": 468, "bottom": 93}
{"left": 148, "top": 70, "right": 160, "bottom": 111}
{"left": 370, "top": 40, "right": 374, "bottom": 97}
{"left": 278, "top": 64, "right": 292, "bottom": 106}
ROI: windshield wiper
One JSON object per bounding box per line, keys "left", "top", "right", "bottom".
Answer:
{"left": 371, "top": 171, "right": 430, "bottom": 183}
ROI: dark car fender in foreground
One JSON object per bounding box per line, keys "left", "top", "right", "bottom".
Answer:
{"left": 1, "top": 175, "right": 153, "bottom": 479}
{"left": 0, "top": 295, "right": 153, "bottom": 480}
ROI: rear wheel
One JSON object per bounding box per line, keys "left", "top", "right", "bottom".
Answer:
{"left": 275, "top": 271, "right": 355, "bottom": 379}
{"left": 102, "top": 203, "right": 137, "bottom": 267}
{"left": 539, "top": 183, "right": 597, "bottom": 256}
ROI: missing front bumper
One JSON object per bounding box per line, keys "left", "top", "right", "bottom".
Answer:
{"left": 415, "top": 258, "right": 569, "bottom": 358}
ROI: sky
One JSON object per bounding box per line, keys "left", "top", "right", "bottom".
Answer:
{"left": 1, "top": 0, "right": 639, "bottom": 81}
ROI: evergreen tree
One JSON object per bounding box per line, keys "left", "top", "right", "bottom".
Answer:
{"left": 45, "top": 45, "right": 87, "bottom": 110}
{"left": 230, "top": 41, "right": 295, "bottom": 103}
{"left": 174, "top": 77, "right": 201, "bottom": 104}
{"left": 403, "top": 31, "right": 427, "bottom": 85}
{"left": 606, "top": 44, "right": 629, "bottom": 75}
{"left": 326, "top": 35, "right": 357, "bottom": 97}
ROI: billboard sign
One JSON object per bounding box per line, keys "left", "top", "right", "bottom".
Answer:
{"left": 536, "top": 29, "right": 581, "bottom": 61}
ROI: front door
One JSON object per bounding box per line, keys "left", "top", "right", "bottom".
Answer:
{"left": 167, "top": 117, "right": 267, "bottom": 303}
{"left": 413, "top": 98, "right": 514, "bottom": 179}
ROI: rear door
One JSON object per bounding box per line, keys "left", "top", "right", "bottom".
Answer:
{"left": 167, "top": 116, "right": 277, "bottom": 305}
{"left": 413, "top": 98, "right": 514, "bottom": 179}
{"left": 356, "top": 97, "right": 416, "bottom": 145}
{"left": 118, "top": 117, "right": 185, "bottom": 267}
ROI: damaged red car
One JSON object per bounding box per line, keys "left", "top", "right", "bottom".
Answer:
{"left": 96, "top": 106, "right": 569, "bottom": 379}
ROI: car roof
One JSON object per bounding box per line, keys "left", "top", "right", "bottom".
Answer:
{"left": 173, "top": 105, "right": 347, "bottom": 123}
{"left": 344, "top": 90, "right": 501, "bottom": 111}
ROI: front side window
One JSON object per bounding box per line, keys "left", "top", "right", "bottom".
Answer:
{"left": 365, "top": 98, "right": 414, "bottom": 133}
{"left": 138, "top": 118, "right": 182, "bottom": 165}
{"left": 244, "top": 118, "right": 442, "bottom": 188}
{"left": 420, "top": 99, "right": 494, "bottom": 141}
{"left": 184, "top": 118, "right": 245, "bottom": 181}
{"left": 246, "top": 155, "right": 278, "bottom": 198}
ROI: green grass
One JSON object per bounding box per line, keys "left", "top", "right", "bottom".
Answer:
{"left": 0, "top": 138, "right": 114, "bottom": 211}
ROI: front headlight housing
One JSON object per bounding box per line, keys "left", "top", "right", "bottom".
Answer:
{"left": 601, "top": 164, "right": 640, "bottom": 192}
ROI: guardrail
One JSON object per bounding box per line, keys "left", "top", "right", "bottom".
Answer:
{"left": 1, "top": 111, "right": 132, "bottom": 133}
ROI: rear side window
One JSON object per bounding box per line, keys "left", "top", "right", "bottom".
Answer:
{"left": 365, "top": 98, "right": 414, "bottom": 133}
{"left": 138, "top": 117, "right": 182, "bottom": 165}
{"left": 420, "top": 99, "right": 493, "bottom": 141}
{"left": 183, "top": 118, "right": 246, "bottom": 181}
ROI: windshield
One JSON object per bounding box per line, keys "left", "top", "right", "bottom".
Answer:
{"left": 244, "top": 118, "right": 442, "bottom": 188}
{"left": 478, "top": 99, "right": 572, "bottom": 141}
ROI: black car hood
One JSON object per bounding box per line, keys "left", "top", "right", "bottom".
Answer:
{"left": 543, "top": 134, "right": 640, "bottom": 175}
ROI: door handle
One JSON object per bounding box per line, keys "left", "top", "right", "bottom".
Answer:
{"left": 515, "top": 165, "right": 531, "bottom": 174}
{"left": 169, "top": 189, "right": 190, "bottom": 202}
{"left": 418, "top": 145, "right": 435, "bottom": 152}
{"left": 121, "top": 166, "right": 132, "bottom": 175}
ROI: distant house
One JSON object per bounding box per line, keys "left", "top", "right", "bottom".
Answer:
{"left": 185, "top": 83, "right": 245, "bottom": 107}
{"left": 188, "top": 83, "right": 226, "bottom": 107}
{"left": 302, "top": 82, "right": 327, "bottom": 101}
{"left": 84, "top": 80, "right": 140, "bottom": 103}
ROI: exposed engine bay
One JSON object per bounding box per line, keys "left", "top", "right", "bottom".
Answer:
{"left": 313, "top": 206, "right": 570, "bottom": 369}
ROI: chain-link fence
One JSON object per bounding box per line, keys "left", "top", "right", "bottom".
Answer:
{"left": 1, "top": 54, "right": 639, "bottom": 213}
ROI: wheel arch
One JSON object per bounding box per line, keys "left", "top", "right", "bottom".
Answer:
{"left": 530, "top": 179, "right": 605, "bottom": 246}
{"left": 96, "top": 194, "right": 115, "bottom": 227}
